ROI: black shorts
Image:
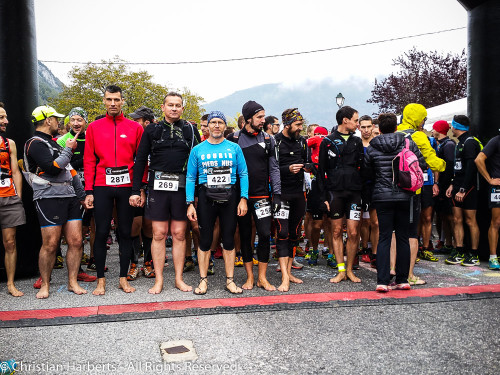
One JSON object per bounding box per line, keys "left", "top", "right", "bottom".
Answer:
{"left": 488, "top": 186, "right": 500, "bottom": 209}
{"left": 81, "top": 208, "right": 94, "bottom": 227}
{"left": 361, "top": 185, "right": 373, "bottom": 213}
{"left": 434, "top": 195, "right": 452, "bottom": 215}
{"left": 306, "top": 179, "right": 323, "bottom": 220}
{"left": 326, "top": 190, "right": 361, "bottom": 221}
{"left": 34, "top": 197, "right": 82, "bottom": 228}
{"left": 134, "top": 206, "right": 145, "bottom": 218}
{"left": 145, "top": 188, "right": 187, "bottom": 222}
{"left": 409, "top": 195, "right": 421, "bottom": 239}
{"left": 420, "top": 185, "right": 435, "bottom": 209}
{"left": 451, "top": 186, "right": 478, "bottom": 210}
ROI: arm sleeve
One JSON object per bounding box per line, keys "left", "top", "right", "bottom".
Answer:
{"left": 236, "top": 145, "right": 249, "bottom": 199}
{"left": 83, "top": 124, "right": 96, "bottom": 194}
{"left": 132, "top": 127, "right": 151, "bottom": 195}
{"left": 28, "top": 140, "right": 72, "bottom": 175}
{"left": 185, "top": 148, "right": 198, "bottom": 203}
{"left": 269, "top": 137, "right": 281, "bottom": 195}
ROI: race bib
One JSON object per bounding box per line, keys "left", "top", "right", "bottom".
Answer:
{"left": 254, "top": 199, "right": 271, "bottom": 219}
{"left": 105, "top": 166, "right": 130, "bottom": 185}
{"left": 423, "top": 173, "right": 429, "bottom": 182}
{"left": 349, "top": 209, "right": 361, "bottom": 221}
{"left": 153, "top": 173, "right": 179, "bottom": 191}
{"left": 491, "top": 188, "right": 500, "bottom": 202}
{"left": 77, "top": 171, "right": 85, "bottom": 182}
{"left": 0, "top": 178, "right": 11, "bottom": 188}
{"left": 207, "top": 166, "right": 231, "bottom": 187}
{"left": 454, "top": 161, "right": 462, "bottom": 171}
{"left": 274, "top": 203, "right": 290, "bottom": 219}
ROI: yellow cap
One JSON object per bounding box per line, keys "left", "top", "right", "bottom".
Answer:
{"left": 31, "top": 105, "right": 65, "bottom": 123}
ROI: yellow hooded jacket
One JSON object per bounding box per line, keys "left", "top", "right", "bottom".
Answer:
{"left": 397, "top": 103, "right": 446, "bottom": 173}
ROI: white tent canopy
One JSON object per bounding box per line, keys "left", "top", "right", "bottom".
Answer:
{"left": 423, "top": 98, "right": 467, "bottom": 131}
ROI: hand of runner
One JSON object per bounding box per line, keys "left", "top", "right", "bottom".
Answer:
{"left": 445, "top": 185, "right": 453, "bottom": 198}
{"left": 187, "top": 203, "right": 197, "bottom": 221}
{"left": 237, "top": 198, "right": 248, "bottom": 217}
{"left": 84, "top": 194, "right": 94, "bottom": 209}
{"left": 455, "top": 191, "right": 465, "bottom": 202}
{"left": 490, "top": 178, "right": 500, "bottom": 186}
{"left": 65, "top": 131, "right": 80, "bottom": 150}
{"left": 432, "top": 183, "right": 439, "bottom": 197}
{"left": 140, "top": 189, "right": 146, "bottom": 207}
{"left": 129, "top": 195, "right": 141, "bottom": 207}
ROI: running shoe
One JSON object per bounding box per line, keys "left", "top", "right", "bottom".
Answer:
{"left": 327, "top": 254, "right": 337, "bottom": 269}
{"left": 54, "top": 255, "right": 64, "bottom": 269}
{"left": 292, "top": 258, "right": 304, "bottom": 269}
{"left": 353, "top": 255, "right": 360, "bottom": 270}
{"left": 307, "top": 251, "right": 318, "bottom": 266}
{"left": 33, "top": 276, "right": 43, "bottom": 289}
{"left": 143, "top": 261, "right": 156, "bottom": 278}
{"left": 294, "top": 246, "right": 306, "bottom": 257}
{"left": 461, "top": 253, "right": 480, "bottom": 267}
{"left": 376, "top": 285, "right": 389, "bottom": 293}
{"left": 80, "top": 253, "right": 90, "bottom": 265}
{"left": 394, "top": 283, "right": 411, "bottom": 290}
{"left": 234, "top": 256, "right": 243, "bottom": 267}
{"left": 213, "top": 246, "right": 223, "bottom": 259}
{"left": 184, "top": 258, "right": 195, "bottom": 272}
{"left": 322, "top": 248, "right": 329, "bottom": 258}
{"left": 419, "top": 249, "right": 439, "bottom": 262}
{"left": 77, "top": 271, "right": 97, "bottom": 282}
{"left": 361, "top": 253, "right": 371, "bottom": 263}
{"left": 253, "top": 257, "right": 259, "bottom": 266}
{"left": 207, "top": 257, "right": 215, "bottom": 275}
{"left": 127, "top": 263, "right": 140, "bottom": 281}
{"left": 445, "top": 249, "right": 464, "bottom": 265}
{"left": 304, "top": 247, "right": 313, "bottom": 260}
{"left": 488, "top": 257, "right": 500, "bottom": 270}
{"left": 86, "top": 257, "right": 108, "bottom": 272}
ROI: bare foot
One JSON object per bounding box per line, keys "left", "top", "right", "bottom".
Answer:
{"left": 346, "top": 270, "right": 361, "bottom": 283}
{"left": 36, "top": 284, "right": 50, "bottom": 299}
{"left": 277, "top": 279, "right": 290, "bottom": 292}
{"left": 7, "top": 284, "right": 24, "bottom": 297}
{"left": 289, "top": 275, "right": 303, "bottom": 284}
{"left": 257, "top": 278, "right": 276, "bottom": 291}
{"left": 119, "top": 278, "right": 136, "bottom": 293}
{"left": 242, "top": 277, "right": 254, "bottom": 290}
{"left": 175, "top": 279, "right": 192, "bottom": 292}
{"left": 68, "top": 282, "right": 87, "bottom": 295}
{"left": 92, "top": 278, "right": 106, "bottom": 296}
{"left": 148, "top": 280, "right": 163, "bottom": 294}
{"left": 225, "top": 278, "right": 242, "bottom": 294}
{"left": 194, "top": 278, "right": 208, "bottom": 295}
{"left": 330, "top": 271, "right": 347, "bottom": 283}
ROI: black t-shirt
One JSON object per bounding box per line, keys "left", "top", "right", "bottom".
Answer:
{"left": 482, "top": 135, "right": 500, "bottom": 179}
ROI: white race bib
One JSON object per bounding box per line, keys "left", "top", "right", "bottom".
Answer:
{"left": 423, "top": 173, "right": 429, "bottom": 182}
{"left": 274, "top": 203, "right": 290, "bottom": 219}
{"left": 491, "top": 188, "right": 500, "bottom": 202}
{"left": 455, "top": 161, "right": 462, "bottom": 171}
{"left": 0, "top": 178, "right": 11, "bottom": 188}
{"left": 105, "top": 166, "right": 130, "bottom": 185}
{"left": 77, "top": 171, "right": 85, "bottom": 182}
{"left": 349, "top": 209, "right": 361, "bottom": 221}
{"left": 153, "top": 173, "right": 179, "bottom": 191}
{"left": 207, "top": 167, "right": 231, "bottom": 187}
{"left": 254, "top": 199, "right": 272, "bottom": 219}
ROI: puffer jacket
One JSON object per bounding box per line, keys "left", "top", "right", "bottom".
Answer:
{"left": 363, "top": 132, "right": 426, "bottom": 203}
{"left": 397, "top": 103, "right": 445, "bottom": 173}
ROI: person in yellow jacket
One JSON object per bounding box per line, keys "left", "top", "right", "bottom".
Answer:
{"left": 397, "top": 103, "right": 446, "bottom": 285}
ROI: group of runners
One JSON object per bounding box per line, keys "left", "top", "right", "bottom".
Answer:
{"left": 1, "top": 85, "right": 499, "bottom": 298}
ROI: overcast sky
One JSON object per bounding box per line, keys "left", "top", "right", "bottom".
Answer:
{"left": 35, "top": 0, "right": 468, "bottom": 103}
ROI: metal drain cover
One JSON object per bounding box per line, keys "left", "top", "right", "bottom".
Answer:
{"left": 160, "top": 340, "right": 198, "bottom": 362}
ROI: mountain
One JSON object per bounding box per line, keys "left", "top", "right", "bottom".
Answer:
{"left": 203, "top": 78, "right": 379, "bottom": 130}
{"left": 38, "top": 61, "right": 64, "bottom": 104}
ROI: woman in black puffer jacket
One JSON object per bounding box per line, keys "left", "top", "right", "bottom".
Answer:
{"left": 363, "top": 113, "right": 426, "bottom": 292}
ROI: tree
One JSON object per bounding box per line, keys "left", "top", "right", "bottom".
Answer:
{"left": 368, "top": 48, "right": 467, "bottom": 114}
{"left": 52, "top": 57, "right": 205, "bottom": 123}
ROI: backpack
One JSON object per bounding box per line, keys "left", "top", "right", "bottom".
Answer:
{"left": 393, "top": 138, "right": 424, "bottom": 192}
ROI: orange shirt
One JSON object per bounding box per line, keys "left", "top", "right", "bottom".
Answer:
{"left": 0, "top": 136, "right": 16, "bottom": 197}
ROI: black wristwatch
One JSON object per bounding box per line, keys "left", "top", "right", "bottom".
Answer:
{"left": 186, "top": 201, "right": 194, "bottom": 208}
{"left": 459, "top": 188, "right": 466, "bottom": 194}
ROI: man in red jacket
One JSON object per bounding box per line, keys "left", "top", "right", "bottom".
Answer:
{"left": 84, "top": 85, "right": 144, "bottom": 295}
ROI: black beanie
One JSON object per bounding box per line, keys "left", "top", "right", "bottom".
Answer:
{"left": 242, "top": 100, "right": 265, "bottom": 121}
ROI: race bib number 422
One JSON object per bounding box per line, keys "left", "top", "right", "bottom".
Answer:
{"left": 105, "top": 166, "right": 130, "bottom": 185}
{"left": 207, "top": 167, "right": 231, "bottom": 187}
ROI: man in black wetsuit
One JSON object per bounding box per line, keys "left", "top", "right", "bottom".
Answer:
{"left": 227, "top": 101, "right": 281, "bottom": 291}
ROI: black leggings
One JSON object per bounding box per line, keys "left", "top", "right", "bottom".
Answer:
{"left": 275, "top": 194, "right": 306, "bottom": 258}
{"left": 197, "top": 187, "right": 238, "bottom": 251}
{"left": 238, "top": 198, "right": 272, "bottom": 263}
{"left": 93, "top": 186, "right": 135, "bottom": 278}
{"left": 375, "top": 200, "right": 411, "bottom": 285}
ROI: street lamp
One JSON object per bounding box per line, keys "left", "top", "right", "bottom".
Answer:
{"left": 336, "top": 93, "right": 345, "bottom": 108}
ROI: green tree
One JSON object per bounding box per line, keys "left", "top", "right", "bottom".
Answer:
{"left": 52, "top": 57, "right": 205, "bottom": 122}
{"left": 368, "top": 48, "right": 467, "bottom": 114}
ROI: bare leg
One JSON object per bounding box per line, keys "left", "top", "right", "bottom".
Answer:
{"left": 256, "top": 262, "right": 275, "bottom": 291}
{"left": 171, "top": 220, "right": 191, "bottom": 292}
{"left": 488, "top": 208, "right": 500, "bottom": 255}
{"left": 2, "top": 227, "right": 23, "bottom": 296}
{"left": 149, "top": 220, "right": 168, "bottom": 294}
{"left": 345, "top": 219, "right": 361, "bottom": 283}
{"left": 288, "top": 257, "right": 303, "bottom": 284}
{"left": 277, "top": 257, "right": 290, "bottom": 292}
{"left": 37, "top": 226, "right": 62, "bottom": 299}
{"left": 195, "top": 249, "right": 210, "bottom": 294}
{"left": 330, "top": 218, "right": 346, "bottom": 283}
{"left": 64, "top": 221, "right": 87, "bottom": 295}
{"left": 242, "top": 261, "right": 254, "bottom": 290}
{"left": 464, "top": 209, "right": 479, "bottom": 249}
{"left": 223, "top": 248, "right": 242, "bottom": 293}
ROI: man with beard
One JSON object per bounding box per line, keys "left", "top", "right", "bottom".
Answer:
{"left": 227, "top": 101, "right": 281, "bottom": 291}
{"left": 24, "top": 106, "right": 87, "bottom": 298}
{"left": 274, "top": 108, "right": 309, "bottom": 292}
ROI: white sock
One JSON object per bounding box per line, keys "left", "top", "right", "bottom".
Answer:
{"left": 490, "top": 255, "right": 498, "bottom": 260}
